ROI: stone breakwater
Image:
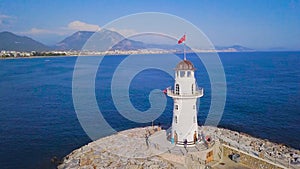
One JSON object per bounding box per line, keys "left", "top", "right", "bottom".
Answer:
{"left": 201, "top": 126, "right": 300, "bottom": 168}
{"left": 58, "top": 126, "right": 300, "bottom": 169}
{"left": 58, "top": 127, "right": 176, "bottom": 169}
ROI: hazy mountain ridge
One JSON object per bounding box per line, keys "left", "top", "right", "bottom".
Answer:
{"left": 0, "top": 31, "right": 50, "bottom": 52}
{"left": 54, "top": 31, "right": 94, "bottom": 51}
{"left": 54, "top": 29, "right": 147, "bottom": 51}
{"left": 0, "top": 31, "right": 256, "bottom": 52}
{"left": 215, "top": 45, "right": 254, "bottom": 52}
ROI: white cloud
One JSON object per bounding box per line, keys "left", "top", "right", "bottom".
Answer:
{"left": 67, "top": 20, "right": 101, "bottom": 31}
{"left": 20, "top": 21, "right": 100, "bottom": 36}
{"left": 19, "top": 21, "right": 139, "bottom": 41}
{"left": 29, "top": 28, "right": 52, "bottom": 34}
{"left": 23, "top": 28, "right": 66, "bottom": 35}
{"left": 0, "top": 14, "right": 11, "bottom": 20}
{"left": 0, "top": 14, "right": 15, "bottom": 27}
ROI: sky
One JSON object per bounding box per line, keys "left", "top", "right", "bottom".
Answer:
{"left": 0, "top": 0, "right": 299, "bottom": 50}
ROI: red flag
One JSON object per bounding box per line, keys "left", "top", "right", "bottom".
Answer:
{"left": 178, "top": 34, "right": 186, "bottom": 44}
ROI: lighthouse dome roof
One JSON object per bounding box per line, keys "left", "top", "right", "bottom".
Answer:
{"left": 175, "top": 60, "right": 195, "bottom": 70}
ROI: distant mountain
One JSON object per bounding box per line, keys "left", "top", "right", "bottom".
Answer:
{"left": 54, "top": 29, "right": 198, "bottom": 52}
{"left": 0, "top": 31, "right": 50, "bottom": 52}
{"left": 265, "top": 47, "right": 288, "bottom": 51}
{"left": 112, "top": 38, "right": 146, "bottom": 50}
{"left": 54, "top": 31, "right": 94, "bottom": 51}
{"left": 54, "top": 29, "right": 146, "bottom": 51}
{"left": 0, "top": 31, "right": 256, "bottom": 53}
{"left": 215, "top": 45, "right": 254, "bottom": 52}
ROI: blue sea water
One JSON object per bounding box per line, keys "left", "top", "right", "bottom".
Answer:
{"left": 0, "top": 52, "right": 299, "bottom": 169}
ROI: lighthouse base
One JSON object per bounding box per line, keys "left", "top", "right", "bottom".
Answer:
{"left": 148, "top": 127, "right": 222, "bottom": 168}
{"left": 173, "top": 140, "right": 198, "bottom": 147}
{"left": 166, "top": 127, "right": 200, "bottom": 148}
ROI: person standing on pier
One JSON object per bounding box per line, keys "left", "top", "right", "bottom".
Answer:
{"left": 145, "top": 134, "right": 149, "bottom": 148}
{"left": 194, "top": 131, "right": 198, "bottom": 144}
{"left": 184, "top": 139, "right": 188, "bottom": 150}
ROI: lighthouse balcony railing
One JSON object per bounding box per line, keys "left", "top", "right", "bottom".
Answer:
{"left": 166, "top": 88, "right": 203, "bottom": 98}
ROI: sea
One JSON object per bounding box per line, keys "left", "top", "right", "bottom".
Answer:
{"left": 0, "top": 52, "right": 299, "bottom": 169}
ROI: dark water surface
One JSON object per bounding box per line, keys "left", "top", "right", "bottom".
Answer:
{"left": 0, "top": 52, "right": 299, "bottom": 169}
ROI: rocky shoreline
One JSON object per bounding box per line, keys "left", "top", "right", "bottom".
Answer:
{"left": 58, "top": 126, "right": 300, "bottom": 169}
{"left": 201, "top": 126, "right": 300, "bottom": 168}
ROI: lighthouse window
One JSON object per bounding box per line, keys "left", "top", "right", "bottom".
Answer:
{"left": 192, "top": 84, "right": 194, "bottom": 94}
{"left": 180, "top": 71, "right": 185, "bottom": 77}
{"left": 175, "top": 84, "right": 180, "bottom": 95}
{"left": 175, "top": 105, "right": 178, "bottom": 110}
{"left": 187, "top": 71, "right": 191, "bottom": 77}
{"left": 175, "top": 116, "right": 178, "bottom": 123}
{"left": 193, "top": 105, "right": 195, "bottom": 109}
{"left": 193, "top": 116, "right": 196, "bottom": 123}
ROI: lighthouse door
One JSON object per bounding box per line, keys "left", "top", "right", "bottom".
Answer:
{"left": 206, "top": 151, "right": 213, "bottom": 163}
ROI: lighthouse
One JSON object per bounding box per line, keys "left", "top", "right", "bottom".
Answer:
{"left": 167, "top": 59, "right": 203, "bottom": 146}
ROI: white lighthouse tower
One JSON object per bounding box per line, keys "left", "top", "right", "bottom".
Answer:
{"left": 167, "top": 59, "right": 203, "bottom": 146}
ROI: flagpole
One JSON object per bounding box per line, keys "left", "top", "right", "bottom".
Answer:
{"left": 178, "top": 34, "right": 186, "bottom": 60}
{"left": 183, "top": 41, "right": 186, "bottom": 60}
{"left": 183, "top": 33, "right": 186, "bottom": 60}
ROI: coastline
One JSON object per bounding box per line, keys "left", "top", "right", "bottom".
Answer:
{"left": 0, "top": 55, "right": 78, "bottom": 60}
{"left": 2, "top": 50, "right": 300, "bottom": 60}
{"left": 58, "top": 126, "right": 300, "bottom": 169}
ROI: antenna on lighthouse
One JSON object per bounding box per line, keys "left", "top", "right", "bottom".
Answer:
{"left": 178, "top": 34, "right": 187, "bottom": 60}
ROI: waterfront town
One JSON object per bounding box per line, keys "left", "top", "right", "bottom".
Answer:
{"left": 0, "top": 47, "right": 248, "bottom": 58}
{"left": 0, "top": 49, "right": 172, "bottom": 58}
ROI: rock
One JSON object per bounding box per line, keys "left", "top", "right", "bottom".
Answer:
{"left": 126, "top": 164, "right": 141, "bottom": 169}
{"left": 57, "top": 164, "right": 65, "bottom": 169}
{"left": 79, "top": 156, "right": 92, "bottom": 166}
{"left": 149, "top": 164, "right": 160, "bottom": 169}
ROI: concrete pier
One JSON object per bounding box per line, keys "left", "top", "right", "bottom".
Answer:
{"left": 58, "top": 126, "right": 300, "bottom": 169}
